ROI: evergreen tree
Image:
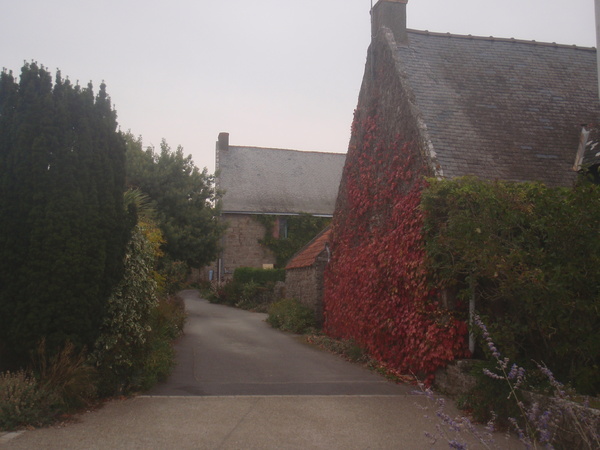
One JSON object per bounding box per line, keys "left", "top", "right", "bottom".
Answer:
{"left": 0, "top": 63, "right": 129, "bottom": 364}
{"left": 124, "top": 133, "right": 223, "bottom": 268}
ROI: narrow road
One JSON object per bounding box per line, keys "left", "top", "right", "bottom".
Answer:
{"left": 2, "top": 290, "right": 520, "bottom": 449}
{"left": 148, "top": 290, "right": 408, "bottom": 396}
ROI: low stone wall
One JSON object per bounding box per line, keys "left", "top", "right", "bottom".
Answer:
{"left": 285, "top": 255, "right": 327, "bottom": 326}
{"left": 434, "top": 359, "right": 478, "bottom": 398}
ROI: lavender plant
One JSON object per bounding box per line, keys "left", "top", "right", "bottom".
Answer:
{"left": 416, "top": 315, "right": 599, "bottom": 449}
{"left": 415, "top": 381, "right": 501, "bottom": 449}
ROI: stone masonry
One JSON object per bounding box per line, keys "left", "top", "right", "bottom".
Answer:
{"left": 285, "top": 252, "right": 328, "bottom": 326}
{"left": 220, "top": 213, "right": 276, "bottom": 278}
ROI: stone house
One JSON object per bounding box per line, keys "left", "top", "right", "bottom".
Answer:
{"left": 284, "top": 226, "right": 331, "bottom": 326}
{"left": 211, "top": 132, "right": 345, "bottom": 281}
{"left": 323, "top": 0, "right": 600, "bottom": 377}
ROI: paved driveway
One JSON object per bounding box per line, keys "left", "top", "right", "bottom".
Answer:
{"left": 148, "top": 290, "right": 408, "bottom": 397}
{"left": 2, "top": 290, "right": 520, "bottom": 449}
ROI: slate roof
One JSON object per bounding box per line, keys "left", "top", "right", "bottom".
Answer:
{"left": 396, "top": 30, "right": 600, "bottom": 186}
{"left": 217, "top": 146, "right": 345, "bottom": 216}
{"left": 285, "top": 226, "right": 331, "bottom": 270}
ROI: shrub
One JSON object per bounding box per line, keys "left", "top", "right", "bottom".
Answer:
{"left": 90, "top": 225, "right": 160, "bottom": 395}
{"left": 32, "top": 340, "right": 97, "bottom": 411}
{"left": 132, "top": 294, "right": 186, "bottom": 391}
{"left": 152, "top": 294, "right": 186, "bottom": 341}
{"left": 157, "top": 258, "right": 189, "bottom": 294}
{"left": 267, "top": 299, "right": 316, "bottom": 334}
{"left": 417, "top": 316, "right": 600, "bottom": 449}
{"left": 0, "top": 370, "right": 50, "bottom": 430}
{"left": 207, "top": 281, "right": 242, "bottom": 306}
{"left": 208, "top": 278, "right": 282, "bottom": 312}
{"left": 233, "top": 267, "right": 285, "bottom": 285}
{"left": 422, "top": 178, "right": 600, "bottom": 395}
{"left": 0, "top": 340, "right": 98, "bottom": 431}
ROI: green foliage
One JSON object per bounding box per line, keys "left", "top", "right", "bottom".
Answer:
{"left": 31, "top": 340, "right": 97, "bottom": 411}
{"left": 207, "top": 268, "right": 285, "bottom": 311}
{"left": 256, "top": 214, "right": 331, "bottom": 268}
{"left": 267, "top": 299, "right": 316, "bottom": 334}
{"left": 157, "top": 257, "right": 190, "bottom": 294}
{"left": 207, "top": 279, "right": 279, "bottom": 312}
{"left": 124, "top": 132, "right": 224, "bottom": 268}
{"left": 233, "top": 267, "right": 285, "bottom": 285}
{"left": 0, "top": 370, "right": 50, "bottom": 430}
{"left": 422, "top": 177, "right": 600, "bottom": 395}
{"left": 0, "top": 63, "right": 129, "bottom": 363}
{"left": 1, "top": 341, "right": 98, "bottom": 431}
{"left": 131, "top": 295, "right": 185, "bottom": 392}
{"left": 457, "top": 360, "right": 523, "bottom": 427}
{"left": 89, "top": 189, "right": 185, "bottom": 396}
{"left": 152, "top": 295, "right": 186, "bottom": 341}
{"left": 207, "top": 281, "right": 243, "bottom": 306}
{"left": 90, "top": 224, "right": 160, "bottom": 395}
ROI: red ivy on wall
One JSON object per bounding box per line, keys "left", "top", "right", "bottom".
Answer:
{"left": 324, "top": 114, "right": 468, "bottom": 383}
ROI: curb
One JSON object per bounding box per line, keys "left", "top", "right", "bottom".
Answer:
{"left": 0, "top": 431, "right": 24, "bottom": 445}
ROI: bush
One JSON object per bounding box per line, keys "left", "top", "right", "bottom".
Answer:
{"left": 208, "top": 278, "right": 283, "bottom": 312}
{"left": 440, "top": 315, "right": 600, "bottom": 450}
{"left": 207, "top": 281, "right": 242, "bottom": 306}
{"left": 233, "top": 267, "right": 285, "bottom": 285}
{"left": 32, "top": 340, "right": 97, "bottom": 411}
{"left": 267, "top": 299, "right": 316, "bottom": 334}
{"left": 422, "top": 177, "right": 600, "bottom": 395}
{"left": 90, "top": 225, "right": 159, "bottom": 396}
{"left": 152, "top": 294, "right": 186, "bottom": 341}
{"left": 0, "top": 370, "right": 50, "bottom": 430}
{"left": 0, "top": 340, "right": 98, "bottom": 431}
{"left": 157, "top": 258, "right": 189, "bottom": 294}
{"left": 132, "top": 294, "right": 186, "bottom": 391}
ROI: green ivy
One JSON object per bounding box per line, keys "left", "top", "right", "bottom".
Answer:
{"left": 255, "top": 214, "right": 331, "bottom": 268}
{"left": 422, "top": 177, "right": 600, "bottom": 395}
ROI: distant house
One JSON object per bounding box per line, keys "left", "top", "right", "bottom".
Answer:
{"left": 285, "top": 226, "right": 331, "bottom": 326}
{"left": 212, "top": 133, "right": 345, "bottom": 281}
{"left": 324, "top": 0, "right": 600, "bottom": 376}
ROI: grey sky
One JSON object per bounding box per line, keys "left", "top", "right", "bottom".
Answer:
{"left": 1, "top": 0, "right": 596, "bottom": 172}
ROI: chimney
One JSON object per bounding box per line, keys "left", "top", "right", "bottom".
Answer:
{"left": 371, "top": 0, "right": 409, "bottom": 45}
{"left": 217, "top": 132, "right": 229, "bottom": 151}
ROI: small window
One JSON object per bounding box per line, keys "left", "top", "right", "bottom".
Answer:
{"left": 278, "top": 217, "right": 288, "bottom": 239}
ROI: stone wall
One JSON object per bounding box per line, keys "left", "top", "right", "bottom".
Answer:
{"left": 220, "top": 213, "right": 276, "bottom": 279}
{"left": 285, "top": 253, "right": 328, "bottom": 326}
{"left": 434, "top": 360, "right": 478, "bottom": 398}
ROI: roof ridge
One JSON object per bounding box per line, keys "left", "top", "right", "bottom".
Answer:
{"left": 229, "top": 145, "right": 346, "bottom": 156}
{"left": 406, "top": 28, "right": 596, "bottom": 51}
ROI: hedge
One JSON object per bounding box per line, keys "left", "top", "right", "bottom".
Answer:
{"left": 233, "top": 267, "right": 285, "bottom": 286}
{"left": 422, "top": 177, "right": 600, "bottom": 395}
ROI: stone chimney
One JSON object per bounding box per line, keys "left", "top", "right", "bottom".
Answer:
{"left": 217, "top": 132, "right": 229, "bottom": 151}
{"left": 371, "top": 0, "right": 409, "bottom": 45}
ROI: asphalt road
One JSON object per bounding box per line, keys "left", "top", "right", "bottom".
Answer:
{"left": 1, "top": 290, "right": 521, "bottom": 449}
{"left": 148, "top": 290, "right": 409, "bottom": 397}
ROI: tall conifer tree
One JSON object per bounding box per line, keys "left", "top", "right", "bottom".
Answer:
{"left": 0, "top": 63, "right": 128, "bottom": 364}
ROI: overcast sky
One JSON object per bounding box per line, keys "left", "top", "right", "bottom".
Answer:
{"left": 2, "top": 0, "right": 596, "bottom": 172}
